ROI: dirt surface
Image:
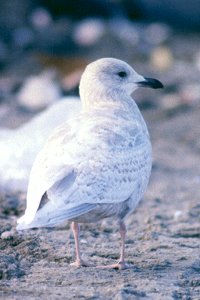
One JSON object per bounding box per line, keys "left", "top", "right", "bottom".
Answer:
{"left": 0, "top": 101, "right": 200, "bottom": 299}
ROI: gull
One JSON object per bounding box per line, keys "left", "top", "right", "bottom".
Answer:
{"left": 17, "top": 58, "right": 163, "bottom": 269}
{"left": 0, "top": 97, "right": 81, "bottom": 192}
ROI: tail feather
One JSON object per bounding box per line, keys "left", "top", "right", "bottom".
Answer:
{"left": 16, "top": 202, "right": 96, "bottom": 230}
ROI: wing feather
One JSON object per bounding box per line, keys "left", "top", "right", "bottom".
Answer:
{"left": 17, "top": 110, "right": 152, "bottom": 228}
{"left": 17, "top": 203, "right": 96, "bottom": 230}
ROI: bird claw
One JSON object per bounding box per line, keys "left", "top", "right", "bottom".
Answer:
{"left": 97, "top": 261, "right": 134, "bottom": 270}
{"left": 70, "top": 259, "right": 92, "bottom": 267}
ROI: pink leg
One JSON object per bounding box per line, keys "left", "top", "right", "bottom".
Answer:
{"left": 70, "top": 221, "right": 91, "bottom": 267}
{"left": 97, "top": 221, "right": 133, "bottom": 269}
{"left": 118, "top": 221, "right": 126, "bottom": 266}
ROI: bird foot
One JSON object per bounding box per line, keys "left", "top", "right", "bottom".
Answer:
{"left": 70, "top": 259, "right": 92, "bottom": 267}
{"left": 97, "top": 261, "right": 133, "bottom": 270}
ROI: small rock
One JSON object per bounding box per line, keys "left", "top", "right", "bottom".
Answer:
{"left": 179, "top": 84, "right": 200, "bottom": 105}
{"left": 30, "top": 7, "right": 53, "bottom": 29}
{"left": 174, "top": 210, "right": 183, "bottom": 221}
{"left": 144, "top": 23, "right": 171, "bottom": 45}
{"left": 161, "top": 93, "right": 181, "bottom": 110}
{"left": 1, "top": 230, "right": 15, "bottom": 240}
{"left": 17, "top": 70, "right": 61, "bottom": 111}
{"left": 150, "top": 46, "right": 173, "bottom": 71}
{"left": 80, "top": 239, "right": 88, "bottom": 244}
{"left": 73, "top": 18, "right": 105, "bottom": 46}
{"left": 109, "top": 19, "right": 139, "bottom": 46}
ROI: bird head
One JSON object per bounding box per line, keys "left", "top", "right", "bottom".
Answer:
{"left": 79, "top": 58, "right": 163, "bottom": 108}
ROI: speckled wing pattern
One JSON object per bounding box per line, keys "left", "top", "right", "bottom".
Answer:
{"left": 17, "top": 108, "right": 152, "bottom": 228}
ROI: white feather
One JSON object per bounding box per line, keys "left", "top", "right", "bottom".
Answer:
{"left": 17, "top": 58, "right": 152, "bottom": 229}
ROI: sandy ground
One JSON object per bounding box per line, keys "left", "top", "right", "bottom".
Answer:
{"left": 0, "top": 101, "right": 200, "bottom": 299}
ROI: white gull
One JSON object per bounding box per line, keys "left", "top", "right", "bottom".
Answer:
{"left": 17, "top": 58, "right": 163, "bottom": 269}
{"left": 0, "top": 97, "right": 81, "bottom": 192}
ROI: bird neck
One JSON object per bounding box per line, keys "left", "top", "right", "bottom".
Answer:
{"left": 80, "top": 86, "right": 149, "bottom": 137}
{"left": 80, "top": 86, "right": 137, "bottom": 114}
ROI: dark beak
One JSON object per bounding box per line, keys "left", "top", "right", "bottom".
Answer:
{"left": 137, "top": 77, "right": 164, "bottom": 89}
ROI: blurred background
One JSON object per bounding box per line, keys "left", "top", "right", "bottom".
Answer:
{"left": 1, "top": 2, "right": 200, "bottom": 295}
{"left": 0, "top": 0, "right": 200, "bottom": 127}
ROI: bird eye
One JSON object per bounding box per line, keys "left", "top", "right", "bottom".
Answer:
{"left": 118, "top": 71, "right": 127, "bottom": 78}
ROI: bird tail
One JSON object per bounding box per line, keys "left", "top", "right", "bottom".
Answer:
{"left": 16, "top": 202, "right": 96, "bottom": 230}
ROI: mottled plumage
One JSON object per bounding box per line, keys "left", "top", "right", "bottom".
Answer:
{"left": 17, "top": 58, "right": 163, "bottom": 269}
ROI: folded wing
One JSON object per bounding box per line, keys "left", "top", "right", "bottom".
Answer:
{"left": 17, "top": 113, "right": 151, "bottom": 229}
